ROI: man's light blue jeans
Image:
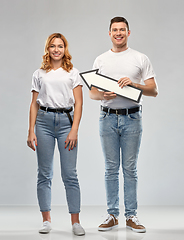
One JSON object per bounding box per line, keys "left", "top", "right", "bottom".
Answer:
{"left": 35, "top": 109, "right": 80, "bottom": 214}
{"left": 99, "top": 108, "right": 142, "bottom": 218}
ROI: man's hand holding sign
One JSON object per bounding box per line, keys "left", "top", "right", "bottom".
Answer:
{"left": 80, "top": 69, "right": 143, "bottom": 103}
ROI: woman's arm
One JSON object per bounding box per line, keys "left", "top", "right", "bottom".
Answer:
{"left": 27, "top": 91, "right": 39, "bottom": 151}
{"left": 65, "top": 85, "right": 83, "bottom": 151}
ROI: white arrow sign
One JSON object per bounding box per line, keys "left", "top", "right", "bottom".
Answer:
{"left": 80, "top": 69, "right": 142, "bottom": 103}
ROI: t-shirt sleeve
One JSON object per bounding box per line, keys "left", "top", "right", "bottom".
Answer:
{"left": 141, "top": 56, "right": 156, "bottom": 81}
{"left": 31, "top": 70, "right": 40, "bottom": 92}
{"left": 93, "top": 57, "right": 103, "bottom": 75}
{"left": 93, "top": 57, "right": 100, "bottom": 70}
{"left": 72, "top": 69, "right": 83, "bottom": 89}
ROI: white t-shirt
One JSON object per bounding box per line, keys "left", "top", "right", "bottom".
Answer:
{"left": 31, "top": 67, "right": 83, "bottom": 108}
{"left": 93, "top": 48, "right": 156, "bottom": 109}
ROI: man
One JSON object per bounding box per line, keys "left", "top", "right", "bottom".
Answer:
{"left": 89, "top": 16, "right": 158, "bottom": 233}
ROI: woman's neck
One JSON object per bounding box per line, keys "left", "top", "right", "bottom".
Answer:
{"left": 51, "top": 60, "right": 62, "bottom": 70}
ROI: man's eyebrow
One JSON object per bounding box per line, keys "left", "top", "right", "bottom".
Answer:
{"left": 112, "top": 27, "right": 126, "bottom": 30}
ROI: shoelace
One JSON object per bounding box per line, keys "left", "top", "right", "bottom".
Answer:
{"left": 42, "top": 221, "right": 50, "bottom": 227}
{"left": 102, "top": 214, "right": 115, "bottom": 224}
{"left": 126, "top": 215, "right": 141, "bottom": 225}
{"left": 73, "top": 223, "right": 81, "bottom": 228}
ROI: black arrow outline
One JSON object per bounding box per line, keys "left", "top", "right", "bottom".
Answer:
{"left": 79, "top": 69, "right": 142, "bottom": 103}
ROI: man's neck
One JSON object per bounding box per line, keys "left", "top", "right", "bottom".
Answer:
{"left": 111, "top": 44, "right": 129, "bottom": 53}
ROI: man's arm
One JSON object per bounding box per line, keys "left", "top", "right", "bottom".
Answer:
{"left": 89, "top": 87, "right": 117, "bottom": 100}
{"left": 118, "top": 77, "right": 158, "bottom": 97}
{"left": 133, "top": 78, "right": 158, "bottom": 97}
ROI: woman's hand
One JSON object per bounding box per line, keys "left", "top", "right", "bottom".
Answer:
{"left": 65, "top": 129, "right": 78, "bottom": 151}
{"left": 27, "top": 131, "right": 37, "bottom": 151}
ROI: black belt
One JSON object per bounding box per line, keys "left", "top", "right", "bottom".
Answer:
{"left": 40, "top": 106, "right": 73, "bottom": 126}
{"left": 101, "top": 106, "right": 141, "bottom": 115}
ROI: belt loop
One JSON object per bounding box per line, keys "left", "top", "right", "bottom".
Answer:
{"left": 126, "top": 108, "right": 128, "bottom": 116}
{"left": 46, "top": 107, "right": 48, "bottom": 112}
{"left": 140, "top": 105, "right": 142, "bottom": 112}
{"left": 108, "top": 107, "right": 110, "bottom": 115}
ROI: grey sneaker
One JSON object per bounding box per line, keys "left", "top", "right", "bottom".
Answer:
{"left": 39, "top": 221, "right": 52, "bottom": 234}
{"left": 72, "top": 223, "right": 85, "bottom": 236}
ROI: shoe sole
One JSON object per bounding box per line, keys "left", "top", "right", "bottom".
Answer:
{"left": 73, "top": 232, "right": 85, "bottom": 236}
{"left": 98, "top": 225, "right": 118, "bottom": 231}
{"left": 39, "top": 228, "right": 52, "bottom": 234}
{"left": 126, "top": 225, "right": 146, "bottom": 233}
{"left": 39, "top": 231, "right": 51, "bottom": 234}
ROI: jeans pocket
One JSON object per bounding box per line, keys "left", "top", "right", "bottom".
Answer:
{"left": 128, "top": 111, "right": 142, "bottom": 120}
{"left": 99, "top": 111, "right": 108, "bottom": 120}
{"left": 38, "top": 109, "right": 46, "bottom": 116}
{"left": 36, "top": 109, "right": 45, "bottom": 122}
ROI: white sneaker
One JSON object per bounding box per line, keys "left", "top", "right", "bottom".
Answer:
{"left": 72, "top": 223, "right": 85, "bottom": 236}
{"left": 39, "top": 221, "right": 52, "bottom": 234}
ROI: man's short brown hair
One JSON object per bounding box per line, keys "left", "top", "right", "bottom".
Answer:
{"left": 109, "top": 16, "right": 129, "bottom": 31}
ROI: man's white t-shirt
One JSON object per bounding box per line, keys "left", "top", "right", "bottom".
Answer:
{"left": 31, "top": 67, "right": 83, "bottom": 108}
{"left": 93, "top": 48, "right": 156, "bottom": 109}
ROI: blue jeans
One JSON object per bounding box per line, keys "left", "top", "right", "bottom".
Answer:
{"left": 35, "top": 109, "right": 80, "bottom": 214}
{"left": 99, "top": 108, "right": 142, "bottom": 218}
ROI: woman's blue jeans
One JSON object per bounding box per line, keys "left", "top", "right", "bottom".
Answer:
{"left": 35, "top": 109, "right": 80, "bottom": 214}
{"left": 99, "top": 108, "right": 142, "bottom": 218}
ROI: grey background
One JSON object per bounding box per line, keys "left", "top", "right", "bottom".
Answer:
{"left": 0, "top": 0, "right": 183, "bottom": 207}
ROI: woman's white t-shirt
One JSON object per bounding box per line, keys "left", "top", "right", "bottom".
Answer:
{"left": 31, "top": 67, "right": 83, "bottom": 108}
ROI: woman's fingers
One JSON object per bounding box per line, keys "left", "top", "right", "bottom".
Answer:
{"left": 65, "top": 139, "right": 77, "bottom": 151}
{"left": 27, "top": 140, "right": 36, "bottom": 151}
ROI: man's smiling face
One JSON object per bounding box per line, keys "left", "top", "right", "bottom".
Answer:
{"left": 109, "top": 22, "right": 130, "bottom": 52}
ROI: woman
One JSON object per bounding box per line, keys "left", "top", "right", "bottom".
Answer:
{"left": 27, "top": 33, "right": 85, "bottom": 236}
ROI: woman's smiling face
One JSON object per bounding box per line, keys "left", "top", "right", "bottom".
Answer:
{"left": 48, "top": 37, "right": 65, "bottom": 63}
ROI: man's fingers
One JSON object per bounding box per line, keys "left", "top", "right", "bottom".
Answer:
{"left": 104, "top": 92, "right": 117, "bottom": 100}
{"left": 104, "top": 91, "right": 115, "bottom": 95}
{"left": 118, "top": 77, "right": 132, "bottom": 88}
